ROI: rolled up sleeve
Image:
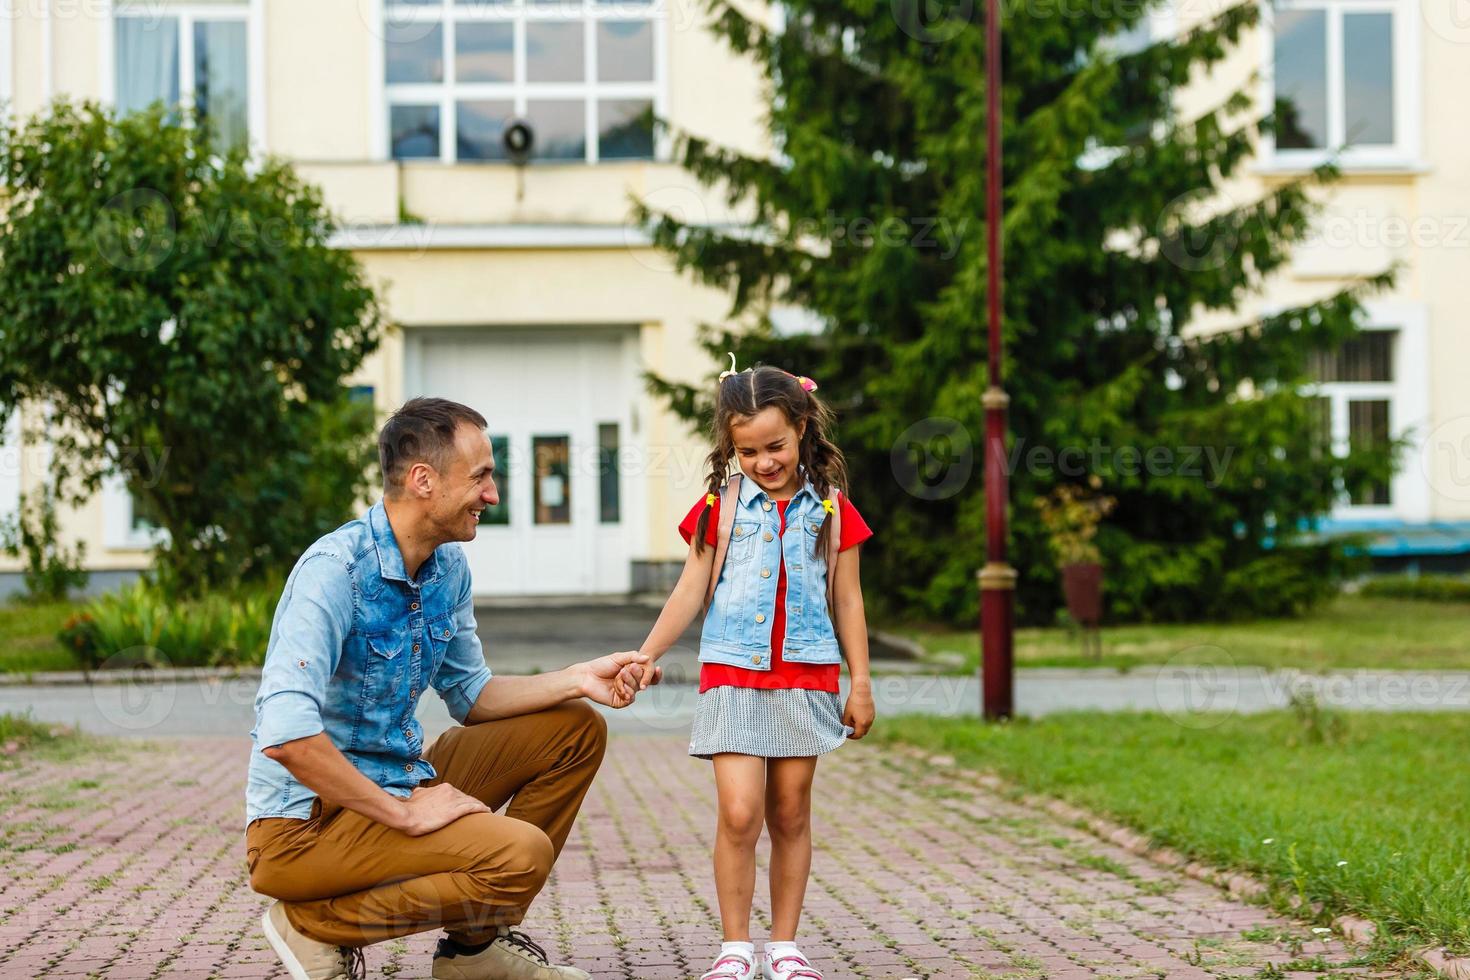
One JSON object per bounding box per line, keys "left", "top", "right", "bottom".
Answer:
{"left": 432, "top": 555, "right": 492, "bottom": 724}
{"left": 252, "top": 554, "right": 353, "bottom": 749}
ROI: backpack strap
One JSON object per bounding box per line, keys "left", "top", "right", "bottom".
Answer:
{"left": 703, "top": 474, "right": 742, "bottom": 613}
{"left": 824, "top": 488, "right": 843, "bottom": 617}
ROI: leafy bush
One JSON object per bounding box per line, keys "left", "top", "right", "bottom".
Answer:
{"left": 0, "top": 491, "right": 90, "bottom": 602}
{"left": 0, "top": 101, "right": 383, "bottom": 595}
{"left": 60, "top": 581, "right": 277, "bottom": 670}
{"left": 1360, "top": 575, "right": 1470, "bottom": 604}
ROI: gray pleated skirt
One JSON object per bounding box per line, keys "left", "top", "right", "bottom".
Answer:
{"left": 689, "top": 686, "right": 854, "bottom": 760}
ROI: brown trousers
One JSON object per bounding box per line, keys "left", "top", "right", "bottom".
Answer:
{"left": 246, "top": 700, "right": 607, "bottom": 948}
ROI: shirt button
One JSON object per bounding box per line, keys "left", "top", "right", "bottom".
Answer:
{"left": 755, "top": 613, "right": 766, "bottom": 624}
{"left": 763, "top": 501, "right": 773, "bottom": 511}
{"left": 403, "top": 764, "right": 413, "bottom": 773}
{"left": 443, "top": 629, "right": 451, "bottom": 638}
{"left": 410, "top": 688, "right": 417, "bottom": 698}
{"left": 413, "top": 643, "right": 421, "bottom": 654}
{"left": 763, "top": 531, "right": 773, "bottom": 541}
{"left": 753, "top": 655, "right": 763, "bottom": 665}
{"left": 761, "top": 568, "right": 772, "bottom": 578}
{"left": 734, "top": 527, "right": 744, "bottom": 537}
{"left": 410, "top": 602, "right": 420, "bottom": 611}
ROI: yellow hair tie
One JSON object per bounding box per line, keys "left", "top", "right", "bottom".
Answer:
{"left": 822, "top": 498, "right": 835, "bottom": 514}
{"left": 706, "top": 493, "right": 717, "bottom": 507}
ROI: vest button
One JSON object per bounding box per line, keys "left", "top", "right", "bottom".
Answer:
{"left": 755, "top": 613, "right": 766, "bottom": 624}
{"left": 761, "top": 568, "right": 771, "bottom": 578}
{"left": 413, "top": 644, "right": 421, "bottom": 654}
{"left": 403, "top": 763, "right": 413, "bottom": 773}
{"left": 753, "top": 655, "right": 763, "bottom": 665}
{"left": 763, "top": 501, "right": 773, "bottom": 511}
{"left": 410, "top": 602, "right": 420, "bottom": 611}
{"left": 763, "top": 531, "right": 773, "bottom": 541}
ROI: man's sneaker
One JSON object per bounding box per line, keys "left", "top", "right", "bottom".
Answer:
{"left": 700, "top": 949, "right": 757, "bottom": 980}
{"left": 762, "top": 948, "right": 823, "bottom": 980}
{"left": 260, "top": 901, "right": 365, "bottom": 980}
{"left": 432, "top": 927, "right": 591, "bottom": 980}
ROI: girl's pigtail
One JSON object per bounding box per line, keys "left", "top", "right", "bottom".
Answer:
{"left": 801, "top": 395, "right": 848, "bottom": 560}
{"left": 693, "top": 454, "right": 724, "bottom": 556}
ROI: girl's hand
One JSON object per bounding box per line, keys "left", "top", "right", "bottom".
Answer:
{"left": 842, "top": 686, "right": 875, "bottom": 739}
{"left": 578, "top": 651, "right": 657, "bottom": 708}
{"left": 610, "top": 659, "right": 664, "bottom": 704}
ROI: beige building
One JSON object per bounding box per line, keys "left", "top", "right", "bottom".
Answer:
{"left": 0, "top": 0, "right": 768, "bottom": 596}
{"left": 0, "top": 0, "right": 1466, "bottom": 597}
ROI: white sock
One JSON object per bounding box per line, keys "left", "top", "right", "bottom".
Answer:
{"left": 721, "top": 940, "right": 756, "bottom": 962}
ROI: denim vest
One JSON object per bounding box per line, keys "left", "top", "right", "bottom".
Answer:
{"left": 698, "top": 477, "right": 841, "bottom": 671}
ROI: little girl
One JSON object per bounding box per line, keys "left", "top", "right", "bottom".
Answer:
{"left": 618, "top": 358, "right": 875, "bottom": 980}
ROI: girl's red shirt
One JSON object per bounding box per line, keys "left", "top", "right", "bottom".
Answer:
{"left": 678, "top": 492, "right": 872, "bottom": 693}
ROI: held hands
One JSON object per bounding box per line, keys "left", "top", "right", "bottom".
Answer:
{"left": 575, "top": 651, "right": 663, "bottom": 709}
{"left": 611, "top": 653, "right": 664, "bottom": 702}
{"left": 843, "top": 684, "right": 875, "bottom": 739}
{"left": 397, "top": 783, "right": 491, "bottom": 836}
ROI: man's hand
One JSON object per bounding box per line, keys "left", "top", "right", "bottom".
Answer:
{"left": 578, "top": 651, "right": 662, "bottom": 708}
{"left": 611, "top": 653, "right": 667, "bottom": 702}
{"left": 397, "top": 783, "right": 491, "bottom": 837}
{"left": 842, "top": 686, "right": 875, "bottom": 739}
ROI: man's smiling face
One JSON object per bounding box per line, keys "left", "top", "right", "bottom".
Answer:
{"left": 429, "top": 422, "right": 500, "bottom": 543}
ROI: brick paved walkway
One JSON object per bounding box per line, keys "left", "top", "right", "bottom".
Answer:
{"left": 0, "top": 735, "right": 1431, "bottom": 979}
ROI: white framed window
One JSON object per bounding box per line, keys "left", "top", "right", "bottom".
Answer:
{"left": 100, "top": 0, "right": 267, "bottom": 154}
{"left": 1304, "top": 302, "right": 1429, "bottom": 520}
{"left": 379, "top": 0, "right": 666, "bottom": 164}
{"left": 0, "top": 414, "right": 20, "bottom": 529}
{"left": 102, "top": 473, "right": 168, "bottom": 551}
{"left": 1262, "top": 0, "right": 1419, "bottom": 169}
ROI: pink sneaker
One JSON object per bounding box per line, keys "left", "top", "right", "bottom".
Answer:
{"left": 701, "top": 949, "right": 757, "bottom": 980}
{"left": 762, "top": 947, "right": 823, "bottom": 980}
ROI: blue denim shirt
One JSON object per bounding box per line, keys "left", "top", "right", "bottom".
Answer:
{"left": 245, "top": 500, "right": 492, "bottom": 826}
{"left": 698, "top": 476, "right": 842, "bottom": 671}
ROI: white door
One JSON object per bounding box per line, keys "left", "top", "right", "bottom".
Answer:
{"left": 411, "top": 330, "right": 635, "bottom": 596}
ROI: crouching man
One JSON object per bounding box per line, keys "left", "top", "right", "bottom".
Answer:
{"left": 244, "top": 398, "right": 660, "bottom": 980}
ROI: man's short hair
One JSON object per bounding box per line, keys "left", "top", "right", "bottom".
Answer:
{"left": 378, "top": 397, "right": 488, "bottom": 495}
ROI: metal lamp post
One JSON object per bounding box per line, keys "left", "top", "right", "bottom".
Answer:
{"left": 979, "top": 0, "right": 1017, "bottom": 720}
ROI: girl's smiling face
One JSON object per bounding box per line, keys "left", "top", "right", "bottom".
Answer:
{"left": 730, "top": 406, "right": 806, "bottom": 498}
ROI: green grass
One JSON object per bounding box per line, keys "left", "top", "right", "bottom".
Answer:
{"left": 0, "top": 600, "right": 82, "bottom": 673}
{"left": 894, "top": 595, "right": 1470, "bottom": 672}
{"left": 876, "top": 710, "right": 1470, "bottom": 954}
{"left": 0, "top": 711, "right": 76, "bottom": 753}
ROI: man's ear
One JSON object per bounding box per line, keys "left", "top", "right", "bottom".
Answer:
{"left": 406, "top": 461, "right": 436, "bottom": 499}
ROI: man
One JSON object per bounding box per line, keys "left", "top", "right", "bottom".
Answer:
{"left": 245, "top": 398, "right": 660, "bottom": 980}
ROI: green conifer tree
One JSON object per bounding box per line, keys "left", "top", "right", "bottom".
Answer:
{"left": 639, "top": 0, "right": 1393, "bottom": 624}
